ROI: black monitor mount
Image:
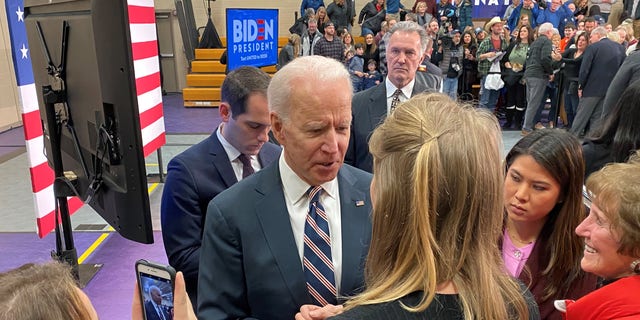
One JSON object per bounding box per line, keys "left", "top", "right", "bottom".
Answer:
{"left": 35, "top": 20, "right": 102, "bottom": 286}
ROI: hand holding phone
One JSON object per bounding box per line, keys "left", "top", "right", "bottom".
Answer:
{"left": 136, "top": 260, "right": 176, "bottom": 320}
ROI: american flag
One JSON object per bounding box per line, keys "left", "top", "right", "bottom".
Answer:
{"left": 4, "top": 0, "right": 166, "bottom": 238}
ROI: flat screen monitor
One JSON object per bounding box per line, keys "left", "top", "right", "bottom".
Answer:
{"left": 24, "top": 0, "right": 153, "bottom": 243}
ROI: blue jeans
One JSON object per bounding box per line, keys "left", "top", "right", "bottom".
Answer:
{"left": 443, "top": 77, "right": 459, "bottom": 100}
{"left": 564, "top": 88, "right": 579, "bottom": 128}
{"left": 479, "top": 75, "right": 500, "bottom": 111}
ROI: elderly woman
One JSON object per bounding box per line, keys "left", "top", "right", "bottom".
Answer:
{"left": 555, "top": 154, "right": 640, "bottom": 318}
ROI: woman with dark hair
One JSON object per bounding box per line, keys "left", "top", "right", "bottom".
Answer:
{"left": 582, "top": 80, "right": 640, "bottom": 178}
{"left": 501, "top": 25, "right": 534, "bottom": 129}
{"left": 361, "top": 31, "right": 379, "bottom": 72}
{"left": 458, "top": 29, "right": 478, "bottom": 101}
{"left": 562, "top": 31, "right": 589, "bottom": 129}
{"left": 503, "top": 129, "right": 599, "bottom": 320}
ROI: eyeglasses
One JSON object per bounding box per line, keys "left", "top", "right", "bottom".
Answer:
{"left": 583, "top": 185, "right": 592, "bottom": 209}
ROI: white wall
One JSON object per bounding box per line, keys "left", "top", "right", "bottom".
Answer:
{"left": 0, "top": 3, "right": 23, "bottom": 132}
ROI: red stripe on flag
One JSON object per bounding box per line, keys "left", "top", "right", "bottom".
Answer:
{"left": 36, "top": 212, "right": 55, "bottom": 238}
{"left": 131, "top": 41, "right": 158, "bottom": 61}
{"left": 135, "top": 72, "right": 161, "bottom": 96}
{"left": 127, "top": 5, "right": 156, "bottom": 24}
{"left": 35, "top": 197, "right": 83, "bottom": 238}
{"left": 143, "top": 132, "right": 166, "bottom": 157}
{"left": 69, "top": 197, "right": 84, "bottom": 212}
{"left": 257, "top": 19, "right": 264, "bottom": 24}
{"left": 139, "top": 103, "right": 163, "bottom": 129}
{"left": 29, "top": 162, "right": 55, "bottom": 193}
{"left": 257, "top": 36, "right": 264, "bottom": 40}
{"left": 259, "top": 28, "right": 264, "bottom": 32}
{"left": 22, "top": 110, "right": 43, "bottom": 141}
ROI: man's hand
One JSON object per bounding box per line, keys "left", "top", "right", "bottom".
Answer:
{"left": 578, "top": 89, "right": 582, "bottom": 98}
{"left": 295, "top": 304, "right": 344, "bottom": 320}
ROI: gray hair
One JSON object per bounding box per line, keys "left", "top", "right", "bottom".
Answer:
{"left": 386, "top": 21, "right": 428, "bottom": 55}
{"left": 538, "top": 22, "right": 554, "bottom": 35}
{"left": 149, "top": 285, "right": 161, "bottom": 295}
{"left": 591, "top": 26, "right": 608, "bottom": 38}
{"left": 268, "top": 56, "right": 351, "bottom": 122}
{"left": 305, "top": 8, "right": 315, "bottom": 18}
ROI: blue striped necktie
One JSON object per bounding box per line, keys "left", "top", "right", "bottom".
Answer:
{"left": 303, "top": 186, "right": 337, "bottom": 306}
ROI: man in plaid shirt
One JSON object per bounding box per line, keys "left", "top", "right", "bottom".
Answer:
{"left": 476, "top": 17, "right": 508, "bottom": 112}
{"left": 314, "top": 22, "right": 344, "bottom": 61}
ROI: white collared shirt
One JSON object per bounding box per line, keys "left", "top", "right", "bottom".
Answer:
{"left": 385, "top": 77, "right": 415, "bottom": 114}
{"left": 216, "top": 124, "right": 261, "bottom": 181}
{"left": 278, "top": 153, "right": 343, "bottom": 291}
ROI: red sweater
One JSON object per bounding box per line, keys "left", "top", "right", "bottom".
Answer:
{"left": 561, "top": 275, "right": 640, "bottom": 319}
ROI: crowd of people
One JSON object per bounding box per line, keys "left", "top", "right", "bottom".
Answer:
{"left": 2, "top": 0, "right": 640, "bottom": 319}
{"left": 290, "top": 0, "right": 640, "bottom": 139}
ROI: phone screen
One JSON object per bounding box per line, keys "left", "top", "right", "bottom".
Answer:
{"left": 138, "top": 268, "right": 174, "bottom": 320}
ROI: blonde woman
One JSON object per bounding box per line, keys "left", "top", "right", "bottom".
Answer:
{"left": 300, "top": 94, "right": 539, "bottom": 319}
{"left": 277, "top": 34, "right": 301, "bottom": 70}
{"left": 316, "top": 6, "right": 331, "bottom": 34}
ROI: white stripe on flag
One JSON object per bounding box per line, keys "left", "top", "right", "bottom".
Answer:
{"left": 18, "top": 83, "right": 39, "bottom": 113}
{"left": 141, "top": 117, "right": 165, "bottom": 146}
{"left": 133, "top": 56, "right": 160, "bottom": 79}
{"left": 34, "top": 185, "right": 55, "bottom": 218}
{"left": 127, "top": 0, "right": 155, "bottom": 7}
{"left": 129, "top": 23, "right": 157, "bottom": 43}
{"left": 25, "top": 136, "right": 48, "bottom": 168}
{"left": 137, "top": 86, "right": 162, "bottom": 113}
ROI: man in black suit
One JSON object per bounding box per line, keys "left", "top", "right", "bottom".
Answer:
{"left": 346, "top": 21, "right": 441, "bottom": 173}
{"left": 570, "top": 26, "right": 625, "bottom": 137}
{"left": 144, "top": 286, "right": 171, "bottom": 320}
{"left": 160, "top": 66, "right": 281, "bottom": 307}
{"left": 197, "top": 56, "right": 373, "bottom": 320}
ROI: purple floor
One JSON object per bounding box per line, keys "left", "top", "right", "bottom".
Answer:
{"left": 0, "top": 231, "right": 167, "bottom": 319}
{"left": 162, "top": 93, "right": 220, "bottom": 134}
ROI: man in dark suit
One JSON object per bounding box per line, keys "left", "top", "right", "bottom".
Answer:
{"left": 160, "top": 66, "right": 281, "bottom": 307}
{"left": 197, "top": 56, "right": 373, "bottom": 320}
{"left": 144, "top": 286, "right": 171, "bottom": 320}
{"left": 570, "top": 26, "right": 625, "bottom": 137}
{"left": 346, "top": 21, "right": 441, "bottom": 173}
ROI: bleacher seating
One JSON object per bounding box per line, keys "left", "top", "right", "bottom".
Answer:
{"left": 183, "top": 37, "right": 287, "bottom": 107}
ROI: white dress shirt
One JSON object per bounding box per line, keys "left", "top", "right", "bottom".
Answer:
{"left": 216, "top": 124, "right": 261, "bottom": 181}
{"left": 278, "top": 153, "right": 343, "bottom": 291}
{"left": 385, "top": 77, "right": 415, "bottom": 115}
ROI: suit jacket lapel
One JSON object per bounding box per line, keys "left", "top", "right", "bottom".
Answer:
{"left": 367, "top": 84, "right": 388, "bottom": 133}
{"left": 253, "top": 163, "right": 309, "bottom": 307}
{"left": 337, "top": 167, "right": 369, "bottom": 296}
{"left": 210, "top": 133, "right": 238, "bottom": 187}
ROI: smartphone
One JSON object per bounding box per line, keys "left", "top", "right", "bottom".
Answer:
{"left": 136, "top": 259, "right": 176, "bottom": 320}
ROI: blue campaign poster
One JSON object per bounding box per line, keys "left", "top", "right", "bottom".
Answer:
{"left": 226, "top": 8, "right": 279, "bottom": 71}
{"left": 473, "top": 0, "right": 510, "bottom": 19}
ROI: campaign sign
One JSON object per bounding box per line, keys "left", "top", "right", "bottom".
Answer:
{"left": 473, "top": 0, "right": 510, "bottom": 19}
{"left": 226, "top": 8, "right": 278, "bottom": 71}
